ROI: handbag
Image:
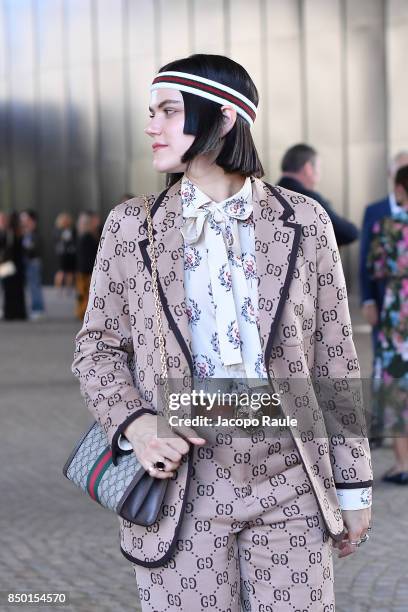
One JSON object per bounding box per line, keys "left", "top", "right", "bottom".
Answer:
{"left": 63, "top": 195, "right": 172, "bottom": 526}
{"left": 0, "top": 260, "right": 17, "bottom": 278}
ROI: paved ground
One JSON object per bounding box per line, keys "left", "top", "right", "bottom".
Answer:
{"left": 0, "top": 288, "right": 407, "bottom": 612}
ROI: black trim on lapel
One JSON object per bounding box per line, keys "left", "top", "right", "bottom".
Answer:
{"left": 141, "top": 187, "right": 168, "bottom": 235}
{"left": 262, "top": 182, "right": 302, "bottom": 366}
{"left": 259, "top": 184, "right": 347, "bottom": 540}
{"left": 138, "top": 186, "right": 194, "bottom": 378}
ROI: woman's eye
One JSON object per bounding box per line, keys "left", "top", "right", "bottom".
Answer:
{"left": 164, "top": 109, "right": 175, "bottom": 115}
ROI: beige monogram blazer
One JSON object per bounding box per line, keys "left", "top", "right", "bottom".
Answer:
{"left": 72, "top": 178, "right": 372, "bottom": 567}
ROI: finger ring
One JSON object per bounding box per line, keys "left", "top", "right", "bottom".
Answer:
{"left": 359, "top": 534, "right": 369, "bottom": 545}
{"left": 153, "top": 461, "right": 166, "bottom": 471}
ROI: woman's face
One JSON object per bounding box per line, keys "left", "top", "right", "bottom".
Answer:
{"left": 145, "top": 88, "right": 194, "bottom": 173}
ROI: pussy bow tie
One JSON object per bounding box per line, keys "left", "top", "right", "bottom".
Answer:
{"left": 181, "top": 195, "right": 253, "bottom": 246}
{"left": 181, "top": 193, "right": 254, "bottom": 367}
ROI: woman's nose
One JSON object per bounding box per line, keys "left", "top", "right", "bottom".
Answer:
{"left": 145, "top": 120, "right": 161, "bottom": 136}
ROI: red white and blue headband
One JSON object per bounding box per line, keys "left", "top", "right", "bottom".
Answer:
{"left": 151, "top": 71, "right": 257, "bottom": 126}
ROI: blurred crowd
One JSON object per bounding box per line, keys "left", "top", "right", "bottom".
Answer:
{"left": 0, "top": 194, "right": 134, "bottom": 323}
{"left": 1, "top": 208, "right": 106, "bottom": 322}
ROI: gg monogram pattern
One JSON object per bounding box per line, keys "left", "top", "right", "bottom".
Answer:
{"left": 72, "top": 178, "right": 372, "bottom": 573}
{"left": 134, "top": 428, "right": 334, "bottom": 611}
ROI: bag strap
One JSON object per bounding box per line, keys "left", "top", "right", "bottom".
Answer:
{"left": 142, "top": 196, "right": 169, "bottom": 417}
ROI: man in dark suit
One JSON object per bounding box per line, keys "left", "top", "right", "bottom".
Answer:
{"left": 359, "top": 151, "right": 408, "bottom": 455}
{"left": 277, "top": 143, "right": 359, "bottom": 246}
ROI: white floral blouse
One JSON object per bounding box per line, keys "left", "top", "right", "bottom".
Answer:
{"left": 181, "top": 174, "right": 267, "bottom": 385}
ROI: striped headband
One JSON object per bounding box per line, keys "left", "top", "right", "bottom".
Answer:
{"left": 151, "top": 71, "right": 257, "bottom": 126}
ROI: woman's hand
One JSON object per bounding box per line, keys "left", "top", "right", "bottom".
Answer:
{"left": 124, "top": 413, "right": 206, "bottom": 479}
{"left": 333, "top": 508, "right": 372, "bottom": 558}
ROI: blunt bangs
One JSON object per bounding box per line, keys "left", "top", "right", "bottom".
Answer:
{"left": 158, "top": 54, "right": 264, "bottom": 186}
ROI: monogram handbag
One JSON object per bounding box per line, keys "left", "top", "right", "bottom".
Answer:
{"left": 63, "top": 196, "right": 172, "bottom": 526}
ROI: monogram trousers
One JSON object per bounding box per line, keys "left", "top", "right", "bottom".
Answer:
{"left": 133, "top": 426, "right": 335, "bottom": 612}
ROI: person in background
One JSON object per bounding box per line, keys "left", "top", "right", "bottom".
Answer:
{"left": 277, "top": 143, "right": 359, "bottom": 246}
{"left": 54, "top": 212, "right": 77, "bottom": 293}
{"left": 0, "top": 212, "right": 7, "bottom": 252}
{"left": 360, "top": 151, "right": 408, "bottom": 332}
{"left": 75, "top": 210, "right": 100, "bottom": 320}
{"left": 1, "top": 212, "right": 27, "bottom": 321}
{"left": 20, "top": 209, "right": 46, "bottom": 320}
{"left": 0, "top": 212, "right": 9, "bottom": 317}
{"left": 359, "top": 150, "right": 408, "bottom": 446}
{"left": 367, "top": 165, "right": 408, "bottom": 484}
{"left": 0, "top": 212, "right": 7, "bottom": 269}
{"left": 90, "top": 211, "right": 102, "bottom": 242}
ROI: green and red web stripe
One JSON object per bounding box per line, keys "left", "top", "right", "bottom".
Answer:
{"left": 86, "top": 447, "right": 113, "bottom": 503}
{"left": 152, "top": 74, "right": 256, "bottom": 122}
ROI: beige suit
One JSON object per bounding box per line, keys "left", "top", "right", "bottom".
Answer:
{"left": 72, "top": 178, "right": 372, "bottom": 576}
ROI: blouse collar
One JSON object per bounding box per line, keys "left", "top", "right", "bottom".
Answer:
{"left": 180, "top": 175, "right": 252, "bottom": 216}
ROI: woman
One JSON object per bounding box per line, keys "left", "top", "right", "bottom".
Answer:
{"left": 74, "top": 211, "right": 100, "bottom": 320}
{"left": 368, "top": 164, "right": 408, "bottom": 484}
{"left": 72, "top": 54, "right": 372, "bottom": 610}
{"left": 54, "top": 212, "right": 77, "bottom": 293}
{"left": 1, "top": 212, "right": 27, "bottom": 321}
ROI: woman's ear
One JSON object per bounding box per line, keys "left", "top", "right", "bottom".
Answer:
{"left": 220, "top": 105, "right": 237, "bottom": 137}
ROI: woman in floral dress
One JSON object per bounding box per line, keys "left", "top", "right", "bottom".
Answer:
{"left": 367, "top": 164, "right": 408, "bottom": 484}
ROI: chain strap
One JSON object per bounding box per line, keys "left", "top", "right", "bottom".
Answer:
{"left": 142, "top": 196, "right": 169, "bottom": 418}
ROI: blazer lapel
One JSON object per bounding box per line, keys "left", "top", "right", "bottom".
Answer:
{"left": 138, "top": 180, "right": 194, "bottom": 379}
{"left": 251, "top": 178, "right": 302, "bottom": 367}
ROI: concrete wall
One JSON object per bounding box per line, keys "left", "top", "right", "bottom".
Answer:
{"left": 0, "top": 0, "right": 407, "bottom": 285}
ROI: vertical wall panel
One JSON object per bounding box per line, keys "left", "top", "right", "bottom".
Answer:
{"left": 0, "top": 1, "right": 5, "bottom": 80}
{"left": 345, "top": 0, "right": 387, "bottom": 291}
{"left": 95, "top": 0, "right": 127, "bottom": 213}
{"left": 192, "top": 0, "right": 225, "bottom": 54}
{"left": 0, "top": 0, "right": 11, "bottom": 209}
{"left": 158, "top": 0, "right": 191, "bottom": 65}
{"left": 36, "top": 0, "right": 66, "bottom": 166}
{"left": 6, "top": 0, "right": 37, "bottom": 210}
{"left": 35, "top": 0, "right": 67, "bottom": 268}
{"left": 128, "top": 0, "right": 159, "bottom": 194}
{"left": 303, "top": 0, "right": 344, "bottom": 214}
{"left": 65, "top": 0, "right": 98, "bottom": 214}
{"left": 265, "top": 0, "right": 303, "bottom": 180}
{"left": 229, "top": 0, "right": 265, "bottom": 163}
{"left": 387, "top": 0, "right": 408, "bottom": 154}
{"left": 346, "top": 0, "right": 387, "bottom": 211}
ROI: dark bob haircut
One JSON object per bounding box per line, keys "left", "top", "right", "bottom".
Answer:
{"left": 395, "top": 165, "right": 408, "bottom": 193}
{"left": 157, "top": 54, "right": 264, "bottom": 186}
{"left": 281, "top": 143, "right": 318, "bottom": 173}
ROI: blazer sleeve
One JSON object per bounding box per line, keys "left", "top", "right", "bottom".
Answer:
{"left": 313, "top": 206, "right": 373, "bottom": 489}
{"left": 71, "top": 208, "right": 156, "bottom": 463}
